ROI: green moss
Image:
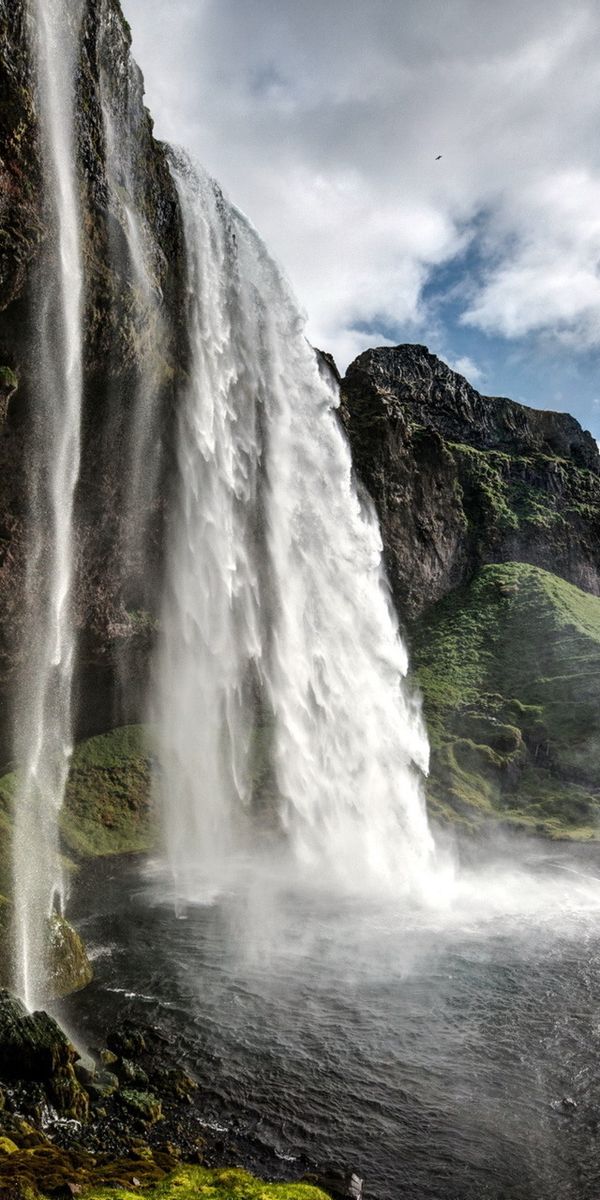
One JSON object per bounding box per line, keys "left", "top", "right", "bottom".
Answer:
{"left": 60, "top": 726, "right": 156, "bottom": 858}
{"left": 0, "top": 900, "right": 92, "bottom": 996}
{"left": 451, "top": 443, "right": 520, "bottom": 531}
{"left": 47, "top": 914, "right": 93, "bottom": 996}
{"left": 446, "top": 442, "right": 596, "bottom": 538}
{"left": 411, "top": 563, "right": 600, "bottom": 837}
{"left": 119, "top": 1090, "right": 162, "bottom": 1124}
{"left": 77, "top": 1166, "right": 330, "bottom": 1200}
{"left": 0, "top": 366, "right": 17, "bottom": 390}
{"left": 0, "top": 726, "right": 155, "bottom": 871}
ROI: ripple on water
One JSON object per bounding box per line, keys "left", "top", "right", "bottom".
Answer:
{"left": 60, "top": 846, "right": 600, "bottom": 1200}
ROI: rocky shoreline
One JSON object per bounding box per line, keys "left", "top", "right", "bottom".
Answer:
{"left": 0, "top": 990, "right": 363, "bottom": 1200}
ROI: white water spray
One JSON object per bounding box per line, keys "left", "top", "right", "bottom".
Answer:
{"left": 155, "top": 155, "right": 434, "bottom": 901}
{"left": 12, "top": 0, "right": 84, "bottom": 1008}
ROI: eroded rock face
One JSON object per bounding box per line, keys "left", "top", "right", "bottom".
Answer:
{"left": 0, "top": 0, "right": 187, "bottom": 768}
{"left": 341, "top": 344, "right": 600, "bottom": 620}
{"left": 340, "top": 346, "right": 600, "bottom": 835}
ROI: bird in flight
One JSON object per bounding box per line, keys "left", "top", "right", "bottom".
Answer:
{"left": 436, "top": 155, "right": 442, "bottom": 160}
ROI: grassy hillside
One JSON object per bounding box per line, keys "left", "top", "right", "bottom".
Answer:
{"left": 0, "top": 726, "right": 155, "bottom": 897}
{"left": 60, "top": 725, "right": 155, "bottom": 858}
{"left": 411, "top": 562, "right": 600, "bottom": 838}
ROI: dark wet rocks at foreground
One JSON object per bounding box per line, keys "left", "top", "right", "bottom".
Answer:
{"left": 0, "top": 992, "right": 363, "bottom": 1199}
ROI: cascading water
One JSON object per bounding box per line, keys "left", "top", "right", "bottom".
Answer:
{"left": 155, "top": 153, "right": 435, "bottom": 901}
{"left": 97, "top": 6, "right": 166, "bottom": 569}
{"left": 153, "top": 158, "right": 263, "bottom": 899}
{"left": 12, "top": 0, "right": 84, "bottom": 1008}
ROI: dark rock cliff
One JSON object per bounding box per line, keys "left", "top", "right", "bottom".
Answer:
{"left": 341, "top": 345, "right": 600, "bottom": 838}
{"left": 0, "top": 0, "right": 186, "bottom": 765}
{"left": 341, "top": 344, "right": 600, "bottom": 621}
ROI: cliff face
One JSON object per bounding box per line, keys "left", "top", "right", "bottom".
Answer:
{"left": 341, "top": 344, "right": 600, "bottom": 621}
{"left": 341, "top": 345, "right": 600, "bottom": 838}
{"left": 0, "top": 0, "right": 186, "bottom": 763}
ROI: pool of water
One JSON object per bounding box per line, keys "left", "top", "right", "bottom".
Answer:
{"left": 60, "top": 843, "right": 600, "bottom": 1199}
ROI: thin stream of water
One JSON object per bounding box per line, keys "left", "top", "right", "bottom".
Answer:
{"left": 13, "top": 0, "right": 84, "bottom": 1009}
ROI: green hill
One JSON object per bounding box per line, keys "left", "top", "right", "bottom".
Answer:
{"left": 411, "top": 562, "right": 600, "bottom": 839}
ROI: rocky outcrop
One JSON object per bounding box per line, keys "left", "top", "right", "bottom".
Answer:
{"left": 0, "top": 899, "right": 93, "bottom": 997}
{"left": 0, "top": 1003, "right": 335, "bottom": 1198}
{"left": 0, "top": 989, "right": 89, "bottom": 1118}
{"left": 341, "top": 344, "right": 600, "bottom": 620}
{"left": 0, "top": 0, "right": 186, "bottom": 767}
{"left": 340, "top": 345, "right": 600, "bottom": 836}
{"left": 345, "top": 345, "right": 599, "bottom": 467}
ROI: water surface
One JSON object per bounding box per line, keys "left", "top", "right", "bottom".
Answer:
{"left": 62, "top": 846, "right": 600, "bottom": 1200}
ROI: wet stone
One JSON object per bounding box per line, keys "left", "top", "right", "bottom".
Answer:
{"left": 118, "top": 1057, "right": 149, "bottom": 1086}
{"left": 304, "top": 1166, "right": 364, "bottom": 1200}
{"left": 118, "top": 1089, "right": 163, "bottom": 1124}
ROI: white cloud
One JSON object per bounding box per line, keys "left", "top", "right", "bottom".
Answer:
{"left": 122, "top": 0, "right": 600, "bottom": 370}
{"left": 446, "top": 355, "right": 484, "bottom": 385}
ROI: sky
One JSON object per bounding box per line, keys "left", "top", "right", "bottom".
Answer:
{"left": 122, "top": 0, "right": 600, "bottom": 439}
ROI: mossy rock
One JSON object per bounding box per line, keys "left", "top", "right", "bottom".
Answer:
{"left": 118, "top": 1057, "right": 149, "bottom": 1086}
{"left": 47, "top": 914, "right": 93, "bottom": 997}
{"left": 411, "top": 562, "right": 600, "bottom": 838}
{"left": 60, "top": 726, "right": 156, "bottom": 858}
{"left": 76, "top": 1165, "right": 331, "bottom": 1200}
{"left": 0, "top": 903, "right": 92, "bottom": 998}
{"left": 0, "top": 366, "right": 18, "bottom": 393}
{"left": 0, "top": 990, "right": 88, "bottom": 1120}
{"left": 0, "top": 725, "right": 155, "bottom": 900}
{"left": 119, "top": 1089, "right": 163, "bottom": 1124}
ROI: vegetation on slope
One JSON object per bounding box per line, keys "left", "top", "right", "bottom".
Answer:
{"left": 411, "top": 562, "right": 600, "bottom": 838}
{"left": 0, "top": 727, "right": 154, "bottom": 990}
{"left": 59, "top": 725, "right": 155, "bottom": 857}
{"left": 0, "top": 1162, "right": 331, "bottom": 1200}
{"left": 0, "top": 726, "right": 155, "bottom": 895}
{"left": 77, "top": 1167, "right": 330, "bottom": 1200}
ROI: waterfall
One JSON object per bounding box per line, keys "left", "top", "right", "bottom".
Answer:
{"left": 155, "top": 153, "right": 434, "bottom": 900}
{"left": 12, "top": 0, "right": 84, "bottom": 1008}
{"left": 97, "top": 5, "right": 166, "bottom": 582}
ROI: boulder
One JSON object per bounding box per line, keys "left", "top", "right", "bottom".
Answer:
{"left": 0, "top": 901, "right": 93, "bottom": 999}
{"left": 48, "top": 915, "right": 93, "bottom": 998}
{"left": 119, "top": 1089, "right": 163, "bottom": 1124}
{"left": 0, "top": 990, "right": 88, "bottom": 1120}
